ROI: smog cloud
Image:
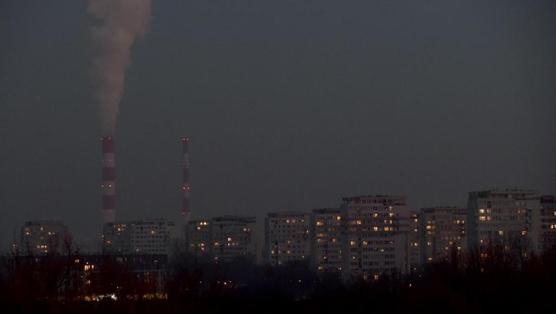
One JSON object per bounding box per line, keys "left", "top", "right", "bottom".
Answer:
{"left": 88, "top": 0, "right": 151, "bottom": 135}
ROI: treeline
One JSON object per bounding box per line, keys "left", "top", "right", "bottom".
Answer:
{"left": 1, "top": 247, "right": 556, "bottom": 313}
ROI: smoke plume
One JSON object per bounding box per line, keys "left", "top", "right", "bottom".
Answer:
{"left": 88, "top": 0, "right": 151, "bottom": 135}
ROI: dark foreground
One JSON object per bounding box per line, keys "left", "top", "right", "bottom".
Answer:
{"left": 2, "top": 248, "right": 556, "bottom": 313}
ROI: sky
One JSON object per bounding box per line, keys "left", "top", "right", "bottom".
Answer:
{"left": 1, "top": 0, "right": 555, "bottom": 251}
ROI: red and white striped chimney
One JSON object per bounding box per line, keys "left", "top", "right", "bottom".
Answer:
{"left": 181, "top": 136, "right": 191, "bottom": 220}
{"left": 101, "top": 136, "right": 116, "bottom": 223}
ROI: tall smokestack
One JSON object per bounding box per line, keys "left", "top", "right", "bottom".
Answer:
{"left": 181, "top": 136, "right": 191, "bottom": 220}
{"left": 101, "top": 136, "right": 116, "bottom": 223}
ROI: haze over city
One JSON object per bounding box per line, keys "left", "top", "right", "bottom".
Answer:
{"left": 2, "top": 1, "right": 556, "bottom": 313}
{"left": 1, "top": 0, "right": 555, "bottom": 253}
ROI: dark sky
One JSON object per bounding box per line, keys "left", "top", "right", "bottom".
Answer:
{"left": 1, "top": 0, "right": 555, "bottom": 250}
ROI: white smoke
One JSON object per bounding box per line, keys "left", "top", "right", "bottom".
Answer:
{"left": 88, "top": 0, "right": 151, "bottom": 135}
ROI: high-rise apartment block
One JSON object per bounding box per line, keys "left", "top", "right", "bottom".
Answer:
{"left": 408, "top": 211, "right": 421, "bottom": 272}
{"left": 103, "top": 219, "right": 176, "bottom": 255}
{"left": 185, "top": 219, "right": 212, "bottom": 256}
{"left": 467, "top": 189, "right": 540, "bottom": 254}
{"left": 186, "top": 215, "right": 256, "bottom": 262}
{"left": 264, "top": 212, "right": 311, "bottom": 266}
{"left": 211, "top": 216, "right": 256, "bottom": 262}
{"left": 312, "top": 208, "right": 345, "bottom": 273}
{"left": 19, "top": 221, "right": 70, "bottom": 256}
{"left": 342, "top": 195, "right": 410, "bottom": 280}
{"left": 420, "top": 207, "right": 466, "bottom": 263}
{"left": 539, "top": 195, "right": 556, "bottom": 251}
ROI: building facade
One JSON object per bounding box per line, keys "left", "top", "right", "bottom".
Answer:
{"left": 342, "top": 195, "right": 410, "bottom": 280}
{"left": 20, "top": 221, "right": 70, "bottom": 256}
{"left": 185, "top": 219, "right": 212, "bottom": 257}
{"left": 264, "top": 212, "right": 312, "bottom": 266}
{"left": 408, "top": 211, "right": 421, "bottom": 272}
{"left": 312, "top": 208, "right": 345, "bottom": 273}
{"left": 467, "top": 189, "right": 540, "bottom": 255}
{"left": 539, "top": 195, "right": 556, "bottom": 251}
{"left": 103, "top": 219, "right": 176, "bottom": 255}
{"left": 420, "top": 207, "right": 466, "bottom": 263}
{"left": 211, "top": 216, "right": 256, "bottom": 262}
{"left": 185, "top": 215, "right": 257, "bottom": 262}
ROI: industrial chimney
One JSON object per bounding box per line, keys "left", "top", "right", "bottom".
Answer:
{"left": 101, "top": 136, "right": 116, "bottom": 223}
{"left": 181, "top": 136, "right": 191, "bottom": 220}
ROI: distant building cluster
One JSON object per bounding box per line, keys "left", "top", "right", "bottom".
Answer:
{"left": 16, "top": 188, "right": 556, "bottom": 282}
{"left": 262, "top": 189, "right": 556, "bottom": 280}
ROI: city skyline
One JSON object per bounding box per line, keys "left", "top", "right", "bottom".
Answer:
{"left": 1, "top": 0, "right": 555, "bottom": 253}
{"left": 2, "top": 0, "right": 555, "bottom": 312}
